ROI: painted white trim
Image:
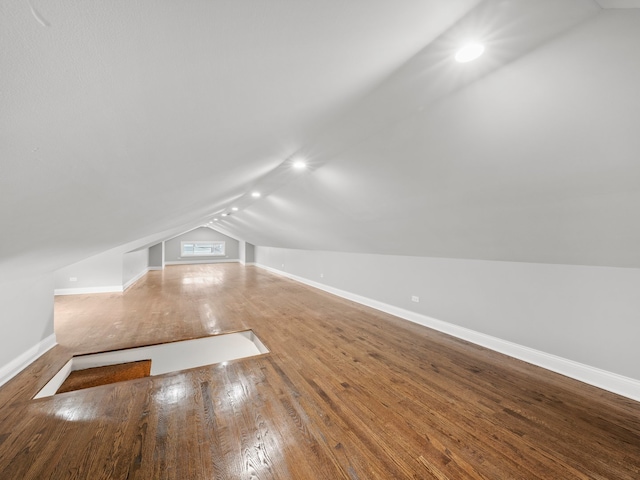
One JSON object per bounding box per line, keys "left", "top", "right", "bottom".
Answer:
{"left": 255, "top": 263, "right": 640, "bottom": 402}
{"left": 244, "top": 262, "right": 256, "bottom": 266}
{"left": 0, "top": 334, "right": 57, "bottom": 387}
{"left": 54, "top": 285, "right": 123, "bottom": 296}
{"left": 165, "top": 259, "right": 240, "bottom": 265}
{"left": 148, "top": 266, "right": 164, "bottom": 271}
{"left": 123, "top": 267, "right": 149, "bottom": 291}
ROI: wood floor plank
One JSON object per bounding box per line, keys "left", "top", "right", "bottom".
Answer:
{"left": 0, "top": 264, "right": 639, "bottom": 479}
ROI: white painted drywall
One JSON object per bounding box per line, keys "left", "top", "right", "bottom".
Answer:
{"left": 226, "top": 9, "right": 640, "bottom": 270}
{"left": 148, "top": 242, "right": 164, "bottom": 269}
{"left": 0, "top": 274, "right": 55, "bottom": 373}
{"left": 239, "top": 240, "right": 246, "bottom": 264}
{"left": 54, "top": 250, "right": 124, "bottom": 292}
{"left": 123, "top": 248, "right": 149, "bottom": 287}
{"left": 164, "top": 227, "right": 240, "bottom": 263}
{"left": 239, "top": 241, "right": 256, "bottom": 264}
{"left": 245, "top": 242, "right": 255, "bottom": 264}
{"left": 255, "top": 246, "right": 640, "bottom": 381}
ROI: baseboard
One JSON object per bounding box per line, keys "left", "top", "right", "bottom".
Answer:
{"left": 255, "top": 263, "right": 640, "bottom": 402}
{"left": 123, "top": 267, "right": 149, "bottom": 291}
{"left": 148, "top": 266, "right": 164, "bottom": 271}
{"left": 0, "top": 334, "right": 57, "bottom": 388}
{"left": 244, "top": 262, "right": 256, "bottom": 266}
{"left": 165, "top": 259, "right": 240, "bottom": 265}
{"left": 54, "top": 285, "right": 123, "bottom": 296}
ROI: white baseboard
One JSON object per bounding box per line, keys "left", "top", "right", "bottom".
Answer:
{"left": 54, "top": 285, "right": 123, "bottom": 296}
{"left": 54, "top": 268, "right": 150, "bottom": 295}
{"left": 148, "top": 266, "right": 164, "bottom": 271}
{"left": 0, "top": 334, "right": 57, "bottom": 388}
{"left": 123, "top": 267, "right": 149, "bottom": 291}
{"left": 255, "top": 263, "right": 640, "bottom": 402}
{"left": 244, "top": 262, "right": 256, "bottom": 266}
{"left": 165, "top": 259, "right": 240, "bottom": 265}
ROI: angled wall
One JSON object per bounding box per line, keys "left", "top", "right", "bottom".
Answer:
{"left": 255, "top": 246, "right": 640, "bottom": 399}
{"left": 0, "top": 274, "right": 56, "bottom": 386}
{"left": 54, "top": 251, "right": 125, "bottom": 295}
{"left": 123, "top": 249, "right": 150, "bottom": 289}
{"left": 54, "top": 248, "right": 150, "bottom": 295}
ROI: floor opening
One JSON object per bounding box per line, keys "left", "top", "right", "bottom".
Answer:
{"left": 56, "top": 359, "right": 152, "bottom": 394}
{"left": 35, "top": 330, "right": 269, "bottom": 399}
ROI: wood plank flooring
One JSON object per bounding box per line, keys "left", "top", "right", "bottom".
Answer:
{"left": 0, "top": 264, "right": 638, "bottom": 479}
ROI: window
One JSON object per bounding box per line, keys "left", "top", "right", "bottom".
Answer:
{"left": 181, "top": 241, "right": 225, "bottom": 257}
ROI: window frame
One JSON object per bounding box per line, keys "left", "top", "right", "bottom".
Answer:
{"left": 180, "top": 240, "right": 226, "bottom": 257}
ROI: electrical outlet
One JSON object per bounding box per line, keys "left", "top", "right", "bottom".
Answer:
{"left": 320, "top": 273, "right": 324, "bottom": 278}
{"left": 411, "top": 296, "right": 419, "bottom": 303}
{"left": 69, "top": 277, "right": 78, "bottom": 282}
{"left": 281, "top": 264, "right": 285, "bottom": 268}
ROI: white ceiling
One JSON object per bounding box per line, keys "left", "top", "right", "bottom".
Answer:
{"left": 2, "top": 0, "right": 640, "bottom": 281}
{"left": 596, "top": 0, "right": 640, "bottom": 8}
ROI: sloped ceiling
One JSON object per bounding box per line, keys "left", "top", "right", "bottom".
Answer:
{"left": 0, "top": 0, "right": 479, "bottom": 280}
{"left": 1, "top": 0, "right": 639, "bottom": 282}
{"left": 596, "top": 0, "right": 640, "bottom": 7}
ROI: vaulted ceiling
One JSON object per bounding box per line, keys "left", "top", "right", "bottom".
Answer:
{"left": 2, "top": 0, "right": 640, "bottom": 282}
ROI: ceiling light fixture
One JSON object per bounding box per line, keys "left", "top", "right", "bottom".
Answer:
{"left": 251, "top": 191, "right": 261, "bottom": 198}
{"left": 214, "top": 218, "right": 218, "bottom": 221}
{"left": 455, "top": 42, "right": 485, "bottom": 63}
{"left": 293, "top": 160, "right": 306, "bottom": 169}
{"left": 221, "top": 213, "right": 228, "bottom": 217}
{"left": 232, "top": 207, "right": 239, "bottom": 211}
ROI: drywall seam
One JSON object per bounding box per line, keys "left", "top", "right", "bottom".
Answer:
{"left": 54, "top": 286, "right": 123, "bottom": 296}
{"left": 0, "top": 333, "right": 57, "bottom": 387}
{"left": 123, "top": 267, "right": 149, "bottom": 291}
{"left": 255, "top": 263, "right": 640, "bottom": 402}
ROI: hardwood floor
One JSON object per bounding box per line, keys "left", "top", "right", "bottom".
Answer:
{"left": 0, "top": 264, "right": 638, "bottom": 479}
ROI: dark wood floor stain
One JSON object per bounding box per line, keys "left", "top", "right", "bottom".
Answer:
{"left": 0, "top": 264, "right": 638, "bottom": 479}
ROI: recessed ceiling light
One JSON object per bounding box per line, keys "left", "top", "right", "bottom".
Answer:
{"left": 251, "top": 191, "right": 261, "bottom": 198}
{"left": 293, "top": 160, "right": 306, "bottom": 169}
{"left": 214, "top": 218, "right": 218, "bottom": 221}
{"left": 455, "top": 42, "right": 485, "bottom": 63}
{"left": 232, "top": 207, "right": 239, "bottom": 211}
{"left": 221, "top": 213, "right": 228, "bottom": 217}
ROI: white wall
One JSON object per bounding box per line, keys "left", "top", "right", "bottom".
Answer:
{"left": 245, "top": 242, "right": 255, "bottom": 264}
{"left": 0, "top": 274, "right": 56, "bottom": 385}
{"left": 123, "top": 248, "right": 149, "bottom": 288}
{"left": 54, "top": 250, "right": 124, "bottom": 294}
{"left": 255, "top": 246, "right": 640, "bottom": 383}
{"left": 149, "top": 242, "right": 164, "bottom": 269}
{"left": 239, "top": 241, "right": 256, "bottom": 265}
{"left": 54, "top": 248, "right": 150, "bottom": 294}
{"left": 239, "top": 240, "right": 246, "bottom": 264}
{"left": 165, "top": 227, "right": 240, "bottom": 264}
